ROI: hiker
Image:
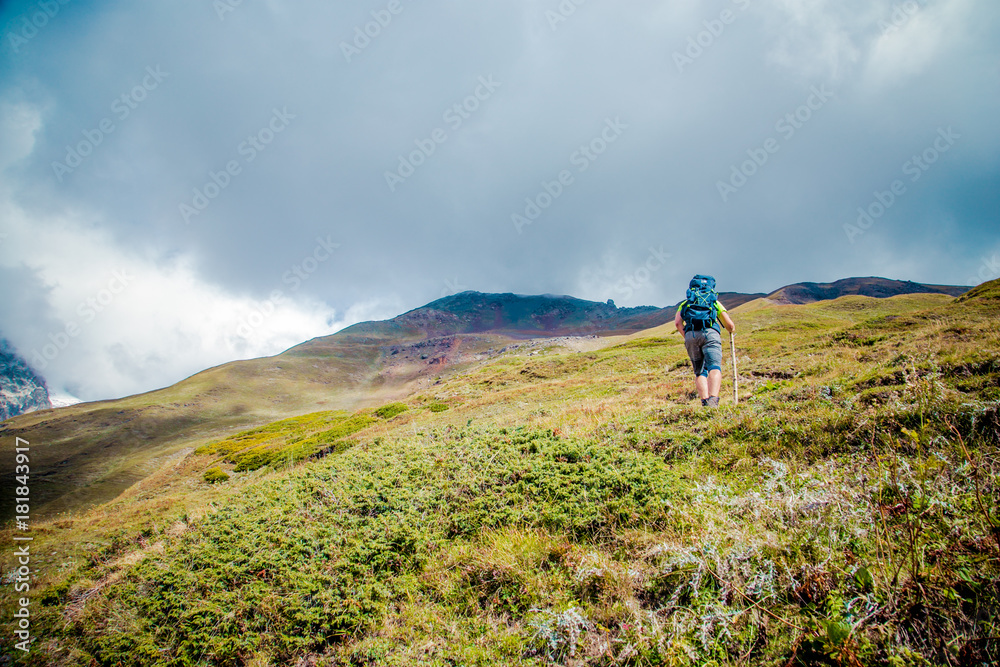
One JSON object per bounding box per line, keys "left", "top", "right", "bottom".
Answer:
{"left": 674, "top": 275, "right": 736, "bottom": 407}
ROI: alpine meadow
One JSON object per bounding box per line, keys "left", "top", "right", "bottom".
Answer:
{"left": 2, "top": 280, "right": 998, "bottom": 666}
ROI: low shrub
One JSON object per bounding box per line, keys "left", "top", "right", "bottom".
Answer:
{"left": 375, "top": 402, "right": 408, "bottom": 419}
{"left": 202, "top": 467, "right": 229, "bottom": 483}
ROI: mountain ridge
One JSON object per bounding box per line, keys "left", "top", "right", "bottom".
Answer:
{"left": 765, "top": 276, "right": 968, "bottom": 305}
{"left": 316, "top": 276, "right": 971, "bottom": 347}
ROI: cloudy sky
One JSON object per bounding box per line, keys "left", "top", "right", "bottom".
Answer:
{"left": 0, "top": 0, "right": 998, "bottom": 401}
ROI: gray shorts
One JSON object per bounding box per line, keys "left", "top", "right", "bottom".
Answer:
{"left": 684, "top": 329, "right": 723, "bottom": 377}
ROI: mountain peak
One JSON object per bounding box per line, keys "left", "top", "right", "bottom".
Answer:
{"left": 394, "top": 291, "right": 660, "bottom": 337}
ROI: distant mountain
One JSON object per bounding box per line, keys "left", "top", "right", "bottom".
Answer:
{"left": 568, "top": 277, "right": 971, "bottom": 329}
{"left": 328, "top": 290, "right": 784, "bottom": 345}
{"left": 336, "top": 291, "right": 667, "bottom": 340}
{"left": 0, "top": 339, "right": 51, "bottom": 420}
{"left": 765, "top": 277, "right": 969, "bottom": 305}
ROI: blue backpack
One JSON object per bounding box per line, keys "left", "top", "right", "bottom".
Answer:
{"left": 682, "top": 275, "right": 719, "bottom": 331}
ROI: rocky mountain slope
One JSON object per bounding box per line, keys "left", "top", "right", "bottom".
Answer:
{"left": 0, "top": 339, "right": 50, "bottom": 421}
{"left": 378, "top": 291, "right": 666, "bottom": 336}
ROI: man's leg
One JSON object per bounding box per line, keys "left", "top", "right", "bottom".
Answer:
{"left": 695, "top": 374, "right": 709, "bottom": 400}
{"left": 707, "top": 369, "right": 722, "bottom": 398}
{"left": 684, "top": 331, "right": 710, "bottom": 402}
{"left": 702, "top": 331, "right": 724, "bottom": 406}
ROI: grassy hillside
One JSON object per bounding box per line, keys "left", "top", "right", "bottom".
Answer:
{"left": 0, "top": 330, "right": 513, "bottom": 522}
{"left": 2, "top": 283, "right": 998, "bottom": 666}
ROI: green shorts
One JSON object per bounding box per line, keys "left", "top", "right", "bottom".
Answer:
{"left": 684, "top": 329, "right": 723, "bottom": 378}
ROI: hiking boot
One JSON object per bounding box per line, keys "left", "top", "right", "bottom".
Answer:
{"left": 705, "top": 396, "right": 720, "bottom": 408}
{"left": 701, "top": 398, "right": 708, "bottom": 407}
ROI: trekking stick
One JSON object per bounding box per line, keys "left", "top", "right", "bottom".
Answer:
{"left": 730, "top": 332, "right": 738, "bottom": 404}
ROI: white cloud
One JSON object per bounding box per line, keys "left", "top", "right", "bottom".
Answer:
{"left": 762, "top": 0, "right": 867, "bottom": 82}
{"left": 0, "top": 203, "right": 381, "bottom": 399}
{"left": 862, "top": 0, "right": 972, "bottom": 88}
{"left": 0, "top": 101, "right": 43, "bottom": 170}
{"left": 0, "top": 104, "right": 385, "bottom": 400}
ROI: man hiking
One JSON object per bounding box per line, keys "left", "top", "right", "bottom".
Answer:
{"left": 674, "top": 275, "right": 736, "bottom": 407}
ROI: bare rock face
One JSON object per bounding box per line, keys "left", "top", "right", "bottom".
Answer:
{"left": 0, "top": 340, "right": 51, "bottom": 421}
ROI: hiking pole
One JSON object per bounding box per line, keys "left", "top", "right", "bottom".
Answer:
{"left": 730, "top": 332, "right": 739, "bottom": 404}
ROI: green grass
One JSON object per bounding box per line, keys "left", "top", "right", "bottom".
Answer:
{"left": 31, "top": 428, "right": 686, "bottom": 665}
{"left": 3, "top": 284, "right": 1000, "bottom": 666}
{"left": 373, "top": 402, "right": 408, "bottom": 419}
{"left": 191, "top": 407, "right": 418, "bottom": 472}
{"left": 194, "top": 410, "right": 378, "bottom": 471}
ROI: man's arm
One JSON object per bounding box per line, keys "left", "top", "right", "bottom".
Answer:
{"left": 719, "top": 310, "right": 735, "bottom": 334}
{"left": 674, "top": 308, "right": 685, "bottom": 335}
